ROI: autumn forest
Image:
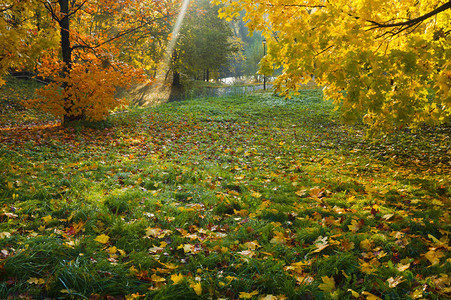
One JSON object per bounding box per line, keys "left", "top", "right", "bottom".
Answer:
{"left": 0, "top": 0, "right": 450, "bottom": 299}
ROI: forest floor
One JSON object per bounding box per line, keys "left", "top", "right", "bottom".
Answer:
{"left": 0, "top": 77, "right": 450, "bottom": 299}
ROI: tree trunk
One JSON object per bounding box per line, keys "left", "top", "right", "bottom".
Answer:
{"left": 172, "top": 70, "right": 181, "bottom": 87}
{"left": 58, "top": 0, "right": 82, "bottom": 123}
{"left": 58, "top": 0, "right": 71, "bottom": 75}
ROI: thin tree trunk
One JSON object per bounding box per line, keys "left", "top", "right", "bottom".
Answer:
{"left": 58, "top": 0, "right": 82, "bottom": 123}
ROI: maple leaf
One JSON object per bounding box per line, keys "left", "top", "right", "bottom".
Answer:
{"left": 0, "top": 232, "right": 11, "bottom": 239}
{"left": 251, "top": 191, "right": 262, "bottom": 198}
{"left": 151, "top": 274, "right": 166, "bottom": 283}
{"left": 244, "top": 240, "right": 261, "bottom": 250}
{"left": 170, "top": 273, "right": 184, "bottom": 284}
{"left": 27, "top": 277, "right": 46, "bottom": 285}
{"left": 145, "top": 227, "right": 161, "bottom": 238}
{"left": 424, "top": 249, "right": 445, "bottom": 266}
{"left": 270, "top": 231, "right": 287, "bottom": 245}
{"left": 94, "top": 234, "right": 110, "bottom": 244}
{"left": 362, "top": 291, "right": 383, "bottom": 300}
{"left": 312, "top": 236, "right": 329, "bottom": 253}
{"left": 347, "top": 289, "right": 360, "bottom": 298}
{"left": 360, "top": 239, "right": 374, "bottom": 251}
{"left": 340, "top": 239, "right": 355, "bottom": 251}
{"left": 396, "top": 262, "right": 410, "bottom": 272}
{"left": 237, "top": 250, "right": 255, "bottom": 257}
{"left": 190, "top": 281, "right": 202, "bottom": 296}
{"left": 239, "top": 290, "right": 259, "bottom": 299}
{"left": 42, "top": 215, "right": 52, "bottom": 224}
{"left": 387, "top": 276, "right": 405, "bottom": 288}
{"left": 348, "top": 219, "right": 362, "bottom": 232}
{"left": 318, "top": 276, "right": 335, "bottom": 293}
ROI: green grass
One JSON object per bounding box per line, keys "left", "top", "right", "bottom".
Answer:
{"left": 0, "top": 78, "right": 450, "bottom": 299}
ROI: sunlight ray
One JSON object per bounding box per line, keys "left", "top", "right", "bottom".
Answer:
{"left": 158, "top": 0, "right": 191, "bottom": 79}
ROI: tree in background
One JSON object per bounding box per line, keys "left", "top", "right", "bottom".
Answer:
{"left": 215, "top": 0, "right": 451, "bottom": 132}
{"left": 1, "top": 0, "right": 179, "bottom": 123}
{"left": 171, "top": 0, "right": 235, "bottom": 85}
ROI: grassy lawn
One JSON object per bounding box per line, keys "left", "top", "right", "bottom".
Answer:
{"left": 0, "top": 77, "right": 450, "bottom": 299}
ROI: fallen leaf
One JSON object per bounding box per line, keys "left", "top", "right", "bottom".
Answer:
{"left": 318, "top": 276, "right": 335, "bottom": 293}
{"left": 425, "top": 249, "right": 445, "bottom": 266}
{"left": 42, "top": 215, "right": 52, "bottom": 224}
{"left": 94, "top": 234, "right": 110, "bottom": 244}
{"left": 170, "top": 273, "right": 184, "bottom": 284}
{"left": 396, "top": 262, "right": 410, "bottom": 272}
{"left": 270, "top": 231, "right": 287, "bottom": 245}
{"left": 190, "top": 281, "right": 202, "bottom": 295}
{"left": 347, "top": 289, "right": 359, "bottom": 298}
{"left": 0, "top": 232, "right": 11, "bottom": 239}
{"left": 27, "top": 277, "right": 46, "bottom": 285}
{"left": 348, "top": 219, "right": 362, "bottom": 232}
{"left": 239, "top": 290, "right": 259, "bottom": 299}
{"left": 362, "top": 291, "right": 382, "bottom": 300}
{"left": 387, "top": 276, "right": 405, "bottom": 288}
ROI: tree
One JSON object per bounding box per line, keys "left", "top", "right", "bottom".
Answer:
{"left": 171, "top": 0, "right": 235, "bottom": 85}
{"left": 214, "top": 0, "right": 451, "bottom": 132}
{"left": 1, "top": 0, "right": 179, "bottom": 123}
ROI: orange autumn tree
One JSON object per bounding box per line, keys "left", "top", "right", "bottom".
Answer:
{"left": 13, "top": 0, "right": 179, "bottom": 123}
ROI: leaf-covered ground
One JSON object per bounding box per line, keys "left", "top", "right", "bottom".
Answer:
{"left": 0, "top": 78, "right": 450, "bottom": 299}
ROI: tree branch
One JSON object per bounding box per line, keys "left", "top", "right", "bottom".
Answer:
{"left": 71, "top": 16, "right": 166, "bottom": 51}
{"left": 367, "top": 1, "right": 451, "bottom": 30}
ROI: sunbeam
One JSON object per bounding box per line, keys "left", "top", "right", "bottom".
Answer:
{"left": 159, "top": 0, "right": 191, "bottom": 79}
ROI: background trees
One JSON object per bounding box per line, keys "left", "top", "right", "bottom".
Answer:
{"left": 215, "top": 0, "right": 451, "bottom": 132}
{"left": 171, "top": 0, "right": 235, "bottom": 85}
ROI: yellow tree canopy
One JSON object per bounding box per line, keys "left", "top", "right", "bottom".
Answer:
{"left": 215, "top": 0, "right": 451, "bottom": 132}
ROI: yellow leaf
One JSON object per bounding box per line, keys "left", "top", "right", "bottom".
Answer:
{"left": 27, "top": 277, "right": 46, "bottom": 285}
{"left": 347, "top": 219, "right": 361, "bottom": 232}
{"left": 145, "top": 227, "right": 161, "bottom": 238}
{"left": 238, "top": 250, "right": 255, "bottom": 257}
{"left": 396, "top": 262, "right": 410, "bottom": 272}
{"left": 362, "top": 291, "right": 382, "bottom": 300}
{"left": 387, "top": 276, "right": 405, "bottom": 288}
{"left": 151, "top": 274, "right": 166, "bottom": 282}
{"left": 170, "top": 273, "right": 184, "bottom": 284}
{"left": 190, "top": 282, "right": 202, "bottom": 296}
{"left": 251, "top": 191, "right": 262, "bottom": 198}
{"left": 125, "top": 293, "right": 145, "bottom": 300}
{"left": 424, "top": 249, "right": 445, "bottom": 266}
{"left": 270, "top": 231, "right": 287, "bottom": 245}
{"left": 312, "top": 236, "right": 329, "bottom": 253}
{"left": 129, "top": 266, "right": 139, "bottom": 275}
{"left": 360, "top": 239, "right": 373, "bottom": 251}
{"left": 107, "top": 246, "right": 117, "bottom": 254}
{"left": 0, "top": 232, "right": 11, "bottom": 239}
{"left": 42, "top": 215, "right": 52, "bottom": 224}
{"left": 295, "top": 190, "right": 307, "bottom": 197}
{"left": 244, "top": 241, "right": 261, "bottom": 250}
{"left": 347, "top": 289, "right": 359, "bottom": 298}
{"left": 94, "top": 234, "right": 110, "bottom": 244}
{"left": 239, "top": 290, "right": 259, "bottom": 299}
{"left": 318, "top": 276, "right": 335, "bottom": 293}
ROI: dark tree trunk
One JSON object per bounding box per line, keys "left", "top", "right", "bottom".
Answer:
{"left": 172, "top": 70, "right": 181, "bottom": 87}
{"left": 206, "top": 69, "right": 209, "bottom": 82}
{"left": 58, "top": 0, "right": 83, "bottom": 123}
{"left": 58, "top": 0, "right": 71, "bottom": 75}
